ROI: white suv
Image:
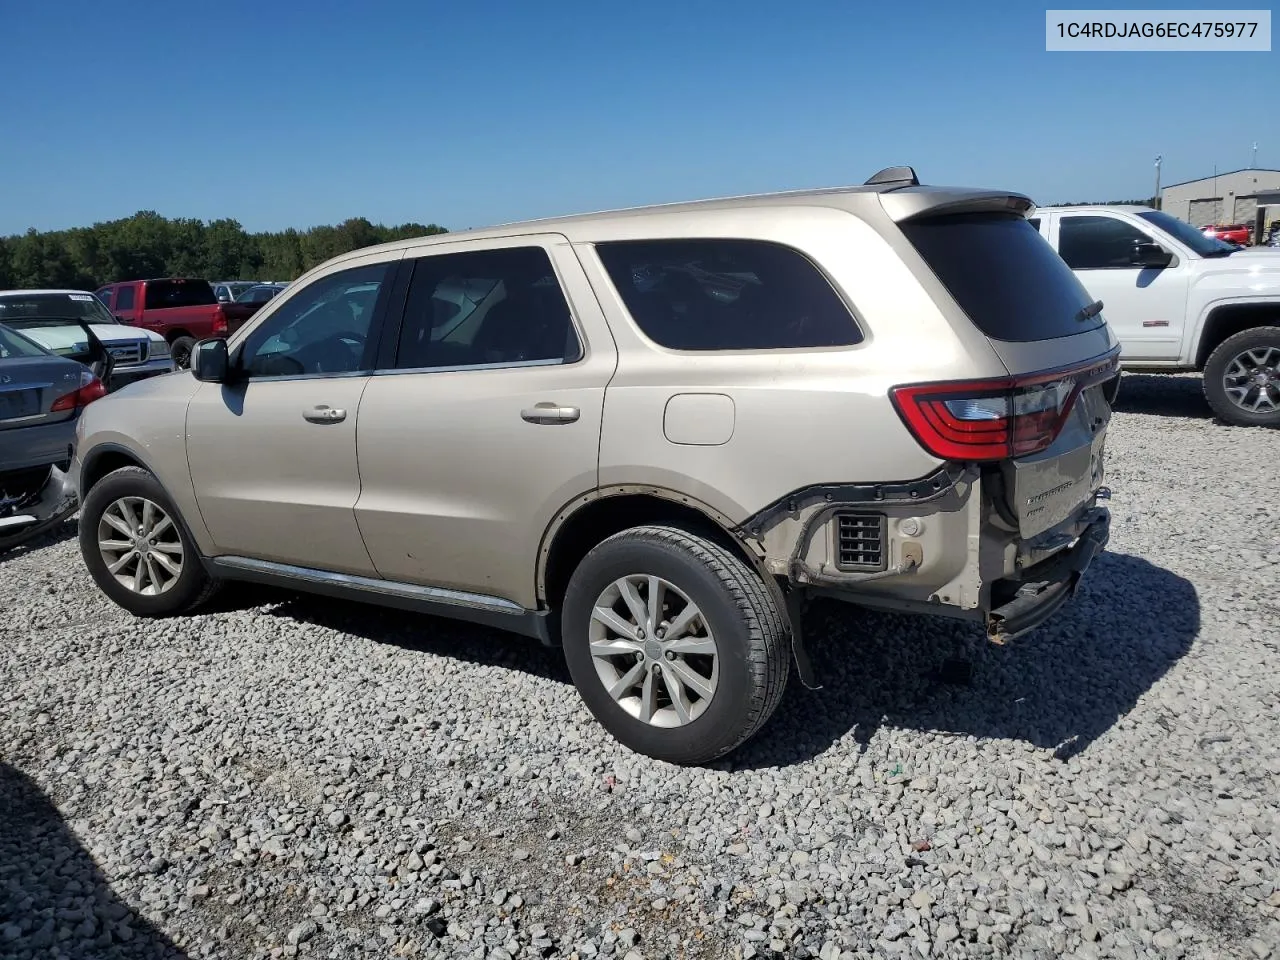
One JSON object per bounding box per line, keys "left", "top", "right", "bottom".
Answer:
{"left": 72, "top": 168, "right": 1119, "bottom": 764}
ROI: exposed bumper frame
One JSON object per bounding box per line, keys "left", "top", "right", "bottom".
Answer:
{"left": 985, "top": 506, "right": 1110, "bottom": 643}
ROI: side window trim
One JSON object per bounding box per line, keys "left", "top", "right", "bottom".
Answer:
{"left": 374, "top": 242, "right": 587, "bottom": 375}
{"left": 228, "top": 255, "right": 404, "bottom": 383}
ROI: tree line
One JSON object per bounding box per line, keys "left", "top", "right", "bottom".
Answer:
{"left": 0, "top": 212, "right": 449, "bottom": 291}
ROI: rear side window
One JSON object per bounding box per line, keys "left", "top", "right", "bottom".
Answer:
{"left": 594, "top": 239, "right": 861, "bottom": 351}
{"left": 143, "top": 279, "right": 217, "bottom": 310}
{"left": 899, "top": 213, "right": 1104, "bottom": 343}
{"left": 115, "top": 286, "right": 135, "bottom": 311}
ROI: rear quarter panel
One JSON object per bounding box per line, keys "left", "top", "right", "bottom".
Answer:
{"left": 569, "top": 207, "right": 1003, "bottom": 521}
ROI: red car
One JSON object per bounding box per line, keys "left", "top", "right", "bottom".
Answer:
{"left": 1202, "top": 223, "right": 1251, "bottom": 245}
{"left": 95, "top": 278, "right": 256, "bottom": 369}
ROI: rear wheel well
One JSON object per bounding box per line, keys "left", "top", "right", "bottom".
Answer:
{"left": 81, "top": 450, "right": 146, "bottom": 496}
{"left": 1195, "top": 303, "right": 1280, "bottom": 368}
{"left": 542, "top": 494, "right": 763, "bottom": 611}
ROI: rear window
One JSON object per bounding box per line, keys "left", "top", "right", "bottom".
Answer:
{"left": 0, "top": 324, "right": 50, "bottom": 358}
{"left": 144, "top": 279, "right": 217, "bottom": 310}
{"left": 899, "top": 212, "right": 1104, "bottom": 342}
{"left": 594, "top": 239, "right": 862, "bottom": 351}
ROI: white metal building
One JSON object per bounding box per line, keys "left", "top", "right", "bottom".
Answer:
{"left": 1159, "top": 168, "right": 1280, "bottom": 229}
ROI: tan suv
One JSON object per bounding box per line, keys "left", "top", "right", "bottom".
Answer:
{"left": 72, "top": 167, "right": 1119, "bottom": 765}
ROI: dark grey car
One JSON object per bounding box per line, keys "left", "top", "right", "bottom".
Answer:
{"left": 0, "top": 323, "right": 108, "bottom": 550}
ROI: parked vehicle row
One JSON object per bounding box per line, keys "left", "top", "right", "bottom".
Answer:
{"left": 9, "top": 168, "right": 1279, "bottom": 764}
{"left": 95, "top": 278, "right": 262, "bottom": 368}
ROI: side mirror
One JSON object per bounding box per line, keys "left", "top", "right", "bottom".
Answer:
{"left": 191, "top": 337, "right": 230, "bottom": 382}
{"left": 114, "top": 314, "right": 130, "bottom": 324}
{"left": 1131, "top": 241, "right": 1173, "bottom": 268}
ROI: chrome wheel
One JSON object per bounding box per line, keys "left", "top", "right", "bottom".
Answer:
{"left": 97, "top": 496, "right": 183, "bottom": 595}
{"left": 589, "top": 574, "right": 719, "bottom": 728}
{"left": 1223, "top": 346, "right": 1280, "bottom": 414}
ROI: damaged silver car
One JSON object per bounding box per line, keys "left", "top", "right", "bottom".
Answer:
{"left": 0, "top": 320, "right": 112, "bottom": 553}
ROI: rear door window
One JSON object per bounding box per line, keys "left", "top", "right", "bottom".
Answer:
{"left": 899, "top": 212, "right": 1104, "bottom": 343}
{"left": 143, "top": 280, "right": 218, "bottom": 310}
{"left": 594, "top": 238, "right": 861, "bottom": 350}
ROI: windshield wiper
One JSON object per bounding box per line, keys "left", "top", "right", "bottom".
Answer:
{"left": 1075, "top": 299, "right": 1104, "bottom": 323}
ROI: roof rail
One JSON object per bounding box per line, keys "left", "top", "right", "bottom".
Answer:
{"left": 864, "top": 165, "right": 919, "bottom": 186}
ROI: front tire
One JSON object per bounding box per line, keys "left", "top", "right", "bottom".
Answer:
{"left": 78, "top": 466, "right": 220, "bottom": 616}
{"left": 170, "top": 336, "right": 196, "bottom": 369}
{"left": 1203, "top": 326, "right": 1280, "bottom": 427}
{"left": 561, "top": 524, "right": 788, "bottom": 765}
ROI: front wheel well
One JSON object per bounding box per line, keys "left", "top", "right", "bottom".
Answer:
{"left": 541, "top": 493, "right": 763, "bottom": 611}
{"left": 1195, "top": 303, "right": 1280, "bottom": 369}
{"left": 165, "top": 329, "right": 193, "bottom": 344}
{"left": 81, "top": 449, "right": 147, "bottom": 496}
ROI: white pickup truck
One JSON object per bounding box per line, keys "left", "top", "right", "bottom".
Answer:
{"left": 1030, "top": 205, "right": 1280, "bottom": 427}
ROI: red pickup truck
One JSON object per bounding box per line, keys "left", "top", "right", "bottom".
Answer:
{"left": 95, "top": 278, "right": 256, "bottom": 368}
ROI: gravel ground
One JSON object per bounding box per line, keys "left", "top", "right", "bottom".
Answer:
{"left": 2, "top": 372, "right": 1279, "bottom": 960}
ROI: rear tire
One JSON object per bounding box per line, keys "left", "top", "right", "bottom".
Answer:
{"left": 561, "top": 524, "right": 788, "bottom": 765}
{"left": 78, "top": 466, "right": 221, "bottom": 616}
{"left": 1202, "top": 326, "right": 1280, "bottom": 427}
{"left": 170, "top": 336, "right": 196, "bottom": 369}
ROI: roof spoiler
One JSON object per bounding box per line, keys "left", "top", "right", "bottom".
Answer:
{"left": 864, "top": 165, "right": 920, "bottom": 187}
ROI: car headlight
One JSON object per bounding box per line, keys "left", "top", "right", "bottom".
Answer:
{"left": 151, "top": 339, "right": 171, "bottom": 358}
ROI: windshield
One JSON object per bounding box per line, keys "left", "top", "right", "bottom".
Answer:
{"left": 1136, "top": 210, "right": 1239, "bottom": 257}
{"left": 0, "top": 292, "right": 117, "bottom": 325}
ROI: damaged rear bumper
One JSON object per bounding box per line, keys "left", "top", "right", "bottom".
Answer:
{"left": 0, "top": 466, "right": 78, "bottom": 552}
{"left": 985, "top": 506, "right": 1110, "bottom": 643}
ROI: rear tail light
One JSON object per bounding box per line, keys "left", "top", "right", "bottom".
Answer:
{"left": 212, "top": 306, "right": 228, "bottom": 336}
{"left": 50, "top": 371, "right": 107, "bottom": 412}
{"left": 890, "top": 352, "right": 1119, "bottom": 462}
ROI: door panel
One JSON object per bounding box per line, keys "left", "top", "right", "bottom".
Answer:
{"left": 1053, "top": 214, "right": 1189, "bottom": 361}
{"left": 184, "top": 253, "right": 401, "bottom": 574}
{"left": 352, "top": 235, "right": 617, "bottom": 608}
{"left": 186, "top": 377, "right": 376, "bottom": 573}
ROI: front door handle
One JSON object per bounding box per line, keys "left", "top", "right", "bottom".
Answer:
{"left": 303, "top": 404, "right": 347, "bottom": 424}
{"left": 521, "top": 402, "right": 580, "bottom": 425}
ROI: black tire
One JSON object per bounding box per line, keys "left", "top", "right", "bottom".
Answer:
{"left": 170, "top": 336, "right": 196, "bottom": 369}
{"left": 561, "top": 524, "right": 788, "bottom": 765}
{"left": 78, "top": 466, "right": 221, "bottom": 616}
{"left": 1202, "top": 326, "right": 1280, "bottom": 427}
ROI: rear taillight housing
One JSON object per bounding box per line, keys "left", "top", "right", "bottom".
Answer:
{"left": 890, "top": 352, "right": 1119, "bottom": 461}
{"left": 212, "top": 306, "right": 228, "bottom": 336}
{"left": 50, "top": 371, "right": 107, "bottom": 412}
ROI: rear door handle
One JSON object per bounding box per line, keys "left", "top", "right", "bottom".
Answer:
{"left": 521, "top": 402, "right": 580, "bottom": 425}
{"left": 303, "top": 404, "right": 347, "bottom": 424}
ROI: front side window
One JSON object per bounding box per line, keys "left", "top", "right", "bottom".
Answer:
{"left": 394, "top": 246, "right": 580, "bottom": 370}
{"left": 115, "top": 287, "right": 136, "bottom": 312}
{"left": 1057, "top": 216, "right": 1154, "bottom": 270}
{"left": 237, "top": 262, "right": 392, "bottom": 378}
{"left": 594, "top": 238, "right": 861, "bottom": 351}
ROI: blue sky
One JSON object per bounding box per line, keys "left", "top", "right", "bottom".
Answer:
{"left": 1, "top": 0, "right": 1275, "bottom": 234}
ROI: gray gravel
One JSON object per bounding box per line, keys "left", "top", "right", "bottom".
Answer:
{"left": 3, "top": 371, "right": 1279, "bottom": 960}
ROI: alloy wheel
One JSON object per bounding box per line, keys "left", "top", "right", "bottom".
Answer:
{"left": 1223, "top": 346, "right": 1280, "bottom": 414}
{"left": 97, "top": 496, "right": 184, "bottom": 595}
{"left": 588, "top": 574, "right": 719, "bottom": 728}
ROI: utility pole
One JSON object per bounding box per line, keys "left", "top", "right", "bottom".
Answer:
{"left": 1214, "top": 164, "right": 1219, "bottom": 222}
{"left": 1253, "top": 141, "right": 1259, "bottom": 167}
{"left": 1154, "top": 155, "right": 1162, "bottom": 209}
